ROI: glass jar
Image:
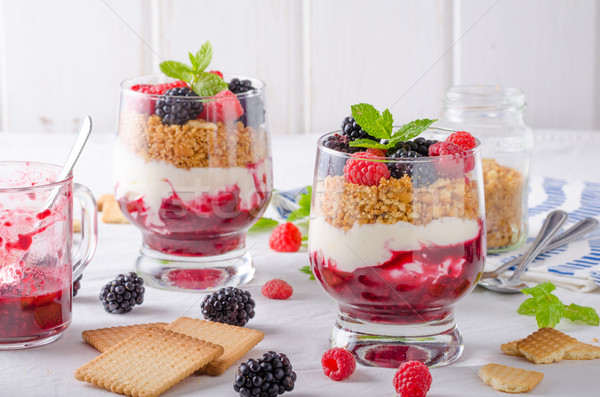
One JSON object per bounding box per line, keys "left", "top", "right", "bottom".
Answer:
{"left": 437, "top": 85, "right": 533, "bottom": 253}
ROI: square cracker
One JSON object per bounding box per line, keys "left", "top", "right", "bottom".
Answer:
{"left": 479, "top": 363, "right": 543, "bottom": 393}
{"left": 74, "top": 327, "right": 223, "bottom": 397}
{"left": 165, "top": 317, "right": 264, "bottom": 376}
{"left": 501, "top": 340, "right": 523, "bottom": 357}
{"left": 82, "top": 323, "right": 168, "bottom": 353}
{"left": 564, "top": 341, "right": 600, "bottom": 360}
{"left": 102, "top": 198, "right": 129, "bottom": 224}
{"left": 517, "top": 327, "right": 578, "bottom": 364}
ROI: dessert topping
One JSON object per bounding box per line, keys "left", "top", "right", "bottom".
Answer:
{"left": 343, "top": 152, "right": 390, "bottom": 186}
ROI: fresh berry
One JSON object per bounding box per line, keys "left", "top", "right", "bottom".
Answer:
{"left": 366, "top": 148, "right": 386, "bottom": 157}
{"left": 209, "top": 70, "right": 224, "bottom": 79}
{"left": 229, "top": 78, "right": 255, "bottom": 94}
{"left": 269, "top": 223, "right": 302, "bottom": 253}
{"left": 233, "top": 351, "right": 296, "bottom": 397}
{"left": 428, "top": 141, "right": 462, "bottom": 157}
{"left": 262, "top": 279, "right": 293, "bottom": 300}
{"left": 393, "top": 360, "right": 432, "bottom": 397}
{"left": 343, "top": 152, "right": 390, "bottom": 186}
{"left": 446, "top": 131, "right": 476, "bottom": 151}
{"left": 340, "top": 116, "right": 373, "bottom": 141}
{"left": 73, "top": 274, "right": 82, "bottom": 297}
{"left": 321, "top": 348, "right": 356, "bottom": 381}
{"left": 155, "top": 86, "right": 204, "bottom": 125}
{"left": 33, "top": 302, "right": 63, "bottom": 329}
{"left": 322, "top": 134, "right": 360, "bottom": 154}
{"left": 429, "top": 141, "right": 473, "bottom": 174}
{"left": 201, "top": 287, "right": 255, "bottom": 326}
{"left": 99, "top": 272, "right": 145, "bottom": 314}
{"left": 199, "top": 89, "right": 245, "bottom": 123}
{"left": 131, "top": 80, "right": 188, "bottom": 95}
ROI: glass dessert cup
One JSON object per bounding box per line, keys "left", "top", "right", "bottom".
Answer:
{"left": 0, "top": 162, "right": 97, "bottom": 349}
{"left": 115, "top": 74, "right": 272, "bottom": 291}
{"left": 309, "top": 129, "right": 486, "bottom": 368}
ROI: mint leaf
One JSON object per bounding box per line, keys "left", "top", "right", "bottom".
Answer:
{"left": 287, "top": 186, "right": 312, "bottom": 223}
{"left": 299, "top": 265, "right": 315, "bottom": 280}
{"left": 349, "top": 139, "right": 390, "bottom": 149}
{"left": 522, "top": 281, "right": 556, "bottom": 301}
{"left": 517, "top": 298, "right": 539, "bottom": 316}
{"left": 564, "top": 303, "right": 600, "bottom": 326}
{"left": 351, "top": 103, "right": 391, "bottom": 139}
{"left": 535, "top": 301, "right": 565, "bottom": 328}
{"left": 194, "top": 41, "right": 213, "bottom": 74}
{"left": 189, "top": 52, "right": 199, "bottom": 71}
{"left": 248, "top": 217, "right": 279, "bottom": 233}
{"left": 159, "top": 61, "right": 194, "bottom": 82}
{"left": 192, "top": 72, "right": 228, "bottom": 97}
{"left": 393, "top": 119, "right": 437, "bottom": 142}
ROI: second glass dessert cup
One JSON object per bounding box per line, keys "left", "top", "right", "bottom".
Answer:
{"left": 309, "top": 129, "right": 486, "bottom": 368}
{"left": 114, "top": 74, "right": 272, "bottom": 291}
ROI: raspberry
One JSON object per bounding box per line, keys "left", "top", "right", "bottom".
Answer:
{"left": 321, "top": 348, "right": 356, "bottom": 381}
{"left": 393, "top": 360, "right": 432, "bottom": 397}
{"left": 428, "top": 141, "right": 462, "bottom": 157}
{"left": 131, "top": 80, "right": 187, "bottom": 95}
{"left": 446, "top": 130, "right": 476, "bottom": 151}
{"left": 343, "top": 152, "right": 390, "bottom": 186}
{"left": 269, "top": 223, "right": 302, "bottom": 252}
{"left": 428, "top": 141, "right": 472, "bottom": 175}
{"left": 262, "top": 279, "right": 293, "bottom": 300}
{"left": 209, "top": 70, "right": 224, "bottom": 78}
{"left": 199, "top": 89, "right": 245, "bottom": 122}
{"left": 366, "top": 148, "right": 386, "bottom": 157}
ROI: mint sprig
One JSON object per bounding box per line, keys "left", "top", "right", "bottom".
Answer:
{"left": 159, "top": 41, "right": 228, "bottom": 97}
{"left": 299, "top": 265, "right": 315, "bottom": 280}
{"left": 517, "top": 281, "right": 599, "bottom": 328}
{"left": 348, "top": 103, "right": 436, "bottom": 151}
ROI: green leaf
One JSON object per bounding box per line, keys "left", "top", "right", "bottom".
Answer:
{"left": 299, "top": 265, "right": 315, "bottom": 280}
{"left": 248, "top": 218, "right": 279, "bottom": 233}
{"left": 189, "top": 52, "right": 199, "bottom": 71}
{"left": 564, "top": 303, "right": 600, "bottom": 326}
{"left": 351, "top": 103, "right": 391, "bottom": 139}
{"left": 535, "top": 301, "right": 564, "bottom": 328}
{"left": 191, "top": 72, "right": 229, "bottom": 97}
{"left": 517, "top": 298, "right": 539, "bottom": 316}
{"left": 286, "top": 186, "right": 312, "bottom": 223}
{"left": 348, "top": 139, "right": 390, "bottom": 149}
{"left": 159, "top": 61, "right": 194, "bottom": 82}
{"left": 393, "top": 118, "right": 437, "bottom": 142}
{"left": 194, "top": 41, "right": 213, "bottom": 73}
{"left": 521, "top": 281, "right": 556, "bottom": 301}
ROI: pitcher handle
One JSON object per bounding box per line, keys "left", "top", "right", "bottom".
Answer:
{"left": 73, "top": 183, "right": 98, "bottom": 279}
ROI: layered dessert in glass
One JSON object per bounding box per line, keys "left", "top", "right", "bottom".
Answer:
{"left": 309, "top": 107, "right": 485, "bottom": 367}
{"left": 114, "top": 43, "right": 272, "bottom": 291}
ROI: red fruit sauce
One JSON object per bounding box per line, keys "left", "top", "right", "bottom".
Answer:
{"left": 310, "top": 228, "right": 484, "bottom": 324}
{"left": 119, "top": 183, "right": 269, "bottom": 257}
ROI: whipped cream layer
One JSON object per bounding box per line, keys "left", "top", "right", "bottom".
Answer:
{"left": 113, "top": 140, "right": 271, "bottom": 226}
{"left": 308, "top": 216, "right": 480, "bottom": 273}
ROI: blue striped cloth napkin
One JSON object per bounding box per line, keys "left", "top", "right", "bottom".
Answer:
{"left": 486, "top": 176, "right": 600, "bottom": 292}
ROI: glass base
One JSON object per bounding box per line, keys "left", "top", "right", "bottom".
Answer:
{"left": 330, "top": 311, "right": 463, "bottom": 368}
{"left": 136, "top": 245, "right": 255, "bottom": 292}
{"left": 0, "top": 326, "right": 67, "bottom": 350}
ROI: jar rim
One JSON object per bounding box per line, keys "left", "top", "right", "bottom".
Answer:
{"left": 445, "top": 85, "right": 525, "bottom": 111}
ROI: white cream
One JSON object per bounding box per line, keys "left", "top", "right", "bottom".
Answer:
{"left": 308, "top": 216, "right": 479, "bottom": 273}
{"left": 113, "top": 140, "right": 271, "bottom": 227}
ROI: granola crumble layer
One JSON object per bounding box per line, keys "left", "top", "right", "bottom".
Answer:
{"left": 117, "top": 113, "right": 268, "bottom": 169}
{"left": 482, "top": 158, "right": 525, "bottom": 248}
{"left": 320, "top": 175, "right": 480, "bottom": 230}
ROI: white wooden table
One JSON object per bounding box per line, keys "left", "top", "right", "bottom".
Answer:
{"left": 0, "top": 130, "right": 599, "bottom": 396}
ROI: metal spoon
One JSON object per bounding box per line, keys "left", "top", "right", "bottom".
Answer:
{"left": 478, "top": 210, "right": 568, "bottom": 293}
{"left": 479, "top": 217, "right": 599, "bottom": 281}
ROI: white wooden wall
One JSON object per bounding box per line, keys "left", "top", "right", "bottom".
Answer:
{"left": 0, "top": 0, "right": 598, "bottom": 135}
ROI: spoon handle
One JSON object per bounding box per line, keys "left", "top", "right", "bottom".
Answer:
{"left": 508, "top": 210, "right": 568, "bottom": 281}
{"left": 482, "top": 217, "right": 598, "bottom": 279}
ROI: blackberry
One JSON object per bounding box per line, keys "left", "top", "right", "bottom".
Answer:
{"left": 155, "top": 87, "right": 204, "bottom": 125}
{"left": 319, "top": 134, "right": 360, "bottom": 177}
{"left": 73, "top": 274, "right": 82, "bottom": 297}
{"left": 388, "top": 138, "right": 439, "bottom": 186}
{"left": 229, "top": 78, "right": 265, "bottom": 129}
{"left": 340, "top": 116, "right": 374, "bottom": 141}
{"left": 411, "top": 162, "right": 438, "bottom": 187}
{"left": 233, "top": 351, "right": 296, "bottom": 397}
{"left": 322, "top": 133, "right": 360, "bottom": 154}
{"left": 99, "top": 272, "right": 145, "bottom": 314}
{"left": 201, "top": 287, "right": 255, "bottom": 327}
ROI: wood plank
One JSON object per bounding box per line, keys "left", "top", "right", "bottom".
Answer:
{"left": 454, "top": 0, "right": 598, "bottom": 129}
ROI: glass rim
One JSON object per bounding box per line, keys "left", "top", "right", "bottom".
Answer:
{"left": 317, "top": 127, "right": 481, "bottom": 163}
{"left": 0, "top": 161, "right": 72, "bottom": 193}
{"left": 120, "top": 73, "right": 266, "bottom": 100}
